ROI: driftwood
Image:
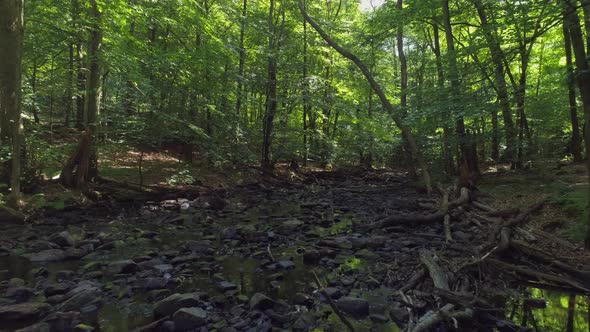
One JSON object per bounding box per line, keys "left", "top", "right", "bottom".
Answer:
{"left": 411, "top": 303, "right": 474, "bottom": 332}
{"left": 419, "top": 250, "right": 449, "bottom": 291}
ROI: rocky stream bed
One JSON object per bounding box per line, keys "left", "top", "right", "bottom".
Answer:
{"left": 0, "top": 170, "right": 589, "bottom": 332}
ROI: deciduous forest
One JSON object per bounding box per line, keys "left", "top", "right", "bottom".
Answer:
{"left": 2, "top": 0, "right": 590, "bottom": 331}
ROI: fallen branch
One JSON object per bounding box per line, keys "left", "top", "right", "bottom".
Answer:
{"left": 411, "top": 303, "right": 474, "bottom": 332}
{"left": 419, "top": 250, "right": 450, "bottom": 291}
{"left": 312, "top": 271, "right": 355, "bottom": 332}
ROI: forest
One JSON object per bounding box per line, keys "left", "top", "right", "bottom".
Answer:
{"left": 2, "top": 0, "right": 590, "bottom": 331}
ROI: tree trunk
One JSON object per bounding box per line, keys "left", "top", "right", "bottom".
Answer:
{"left": 564, "top": 17, "right": 583, "bottom": 162}
{"left": 563, "top": 0, "right": 590, "bottom": 249}
{"left": 567, "top": 294, "right": 576, "bottom": 332}
{"left": 443, "top": 0, "right": 478, "bottom": 176}
{"left": 472, "top": 0, "right": 517, "bottom": 166}
{"left": 261, "top": 0, "right": 278, "bottom": 172}
{"left": 236, "top": 0, "right": 247, "bottom": 117}
{"left": 0, "top": 0, "right": 24, "bottom": 204}
{"left": 302, "top": 11, "right": 310, "bottom": 167}
{"left": 298, "top": 0, "right": 432, "bottom": 193}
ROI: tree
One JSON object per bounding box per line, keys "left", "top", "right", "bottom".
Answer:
{"left": 298, "top": 0, "right": 432, "bottom": 192}
{"left": 0, "top": 0, "right": 24, "bottom": 205}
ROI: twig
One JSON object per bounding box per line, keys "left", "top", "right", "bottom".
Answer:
{"left": 312, "top": 271, "right": 356, "bottom": 332}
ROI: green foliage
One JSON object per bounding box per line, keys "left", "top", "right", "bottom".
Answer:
{"left": 166, "top": 169, "right": 196, "bottom": 186}
{"left": 552, "top": 184, "right": 589, "bottom": 241}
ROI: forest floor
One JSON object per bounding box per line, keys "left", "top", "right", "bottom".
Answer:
{"left": 1, "top": 145, "right": 590, "bottom": 331}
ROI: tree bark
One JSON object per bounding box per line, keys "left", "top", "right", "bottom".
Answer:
{"left": 298, "top": 0, "right": 432, "bottom": 192}
{"left": 564, "top": 12, "right": 583, "bottom": 162}
{"left": 235, "top": 0, "right": 247, "bottom": 117}
{"left": 472, "top": 0, "right": 517, "bottom": 166}
{"left": 0, "top": 0, "right": 24, "bottom": 204}
{"left": 563, "top": 0, "right": 590, "bottom": 249}
{"left": 261, "top": 0, "right": 278, "bottom": 172}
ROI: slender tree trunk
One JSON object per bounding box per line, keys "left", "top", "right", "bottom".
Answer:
{"left": 31, "top": 62, "right": 40, "bottom": 123}
{"left": 563, "top": 0, "right": 590, "bottom": 249}
{"left": 236, "top": 0, "right": 247, "bottom": 117}
{"left": 564, "top": 18, "right": 583, "bottom": 162}
{"left": 66, "top": 43, "right": 74, "bottom": 127}
{"left": 0, "top": 0, "right": 24, "bottom": 204}
{"left": 302, "top": 13, "right": 309, "bottom": 167}
{"left": 261, "top": 0, "right": 278, "bottom": 172}
{"left": 397, "top": 0, "right": 414, "bottom": 174}
{"left": 567, "top": 294, "right": 576, "bottom": 332}
{"left": 298, "top": 0, "right": 432, "bottom": 192}
{"left": 472, "top": 0, "right": 517, "bottom": 166}
{"left": 444, "top": 0, "right": 478, "bottom": 176}
{"left": 491, "top": 109, "right": 500, "bottom": 160}
{"left": 85, "top": 0, "right": 102, "bottom": 179}
{"left": 431, "top": 22, "right": 454, "bottom": 175}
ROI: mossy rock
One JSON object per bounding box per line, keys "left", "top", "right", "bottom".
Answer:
{"left": 0, "top": 205, "right": 25, "bottom": 224}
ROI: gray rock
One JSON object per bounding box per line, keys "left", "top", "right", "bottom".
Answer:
{"left": 249, "top": 293, "right": 275, "bottom": 310}
{"left": 0, "top": 302, "right": 51, "bottom": 323}
{"left": 153, "top": 264, "right": 173, "bottom": 274}
{"left": 107, "top": 260, "right": 138, "bottom": 275}
{"left": 277, "top": 219, "right": 304, "bottom": 234}
{"left": 44, "top": 283, "right": 71, "bottom": 297}
{"left": 323, "top": 287, "right": 342, "bottom": 300}
{"left": 277, "top": 260, "right": 295, "bottom": 270}
{"left": 217, "top": 281, "right": 237, "bottom": 292}
{"left": 335, "top": 297, "right": 369, "bottom": 317}
{"left": 183, "top": 241, "right": 212, "bottom": 254}
{"left": 15, "top": 322, "right": 51, "bottom": 332}
{"left": 0, "top": 205, "right": 25, "bottom": 224}
{"left": 60, "top": 285, "right": 102, "bottom": 312}
{"left": 6, "top": 287, "right": 35, "bottom": 302}
{"left": 173, "top": 307, "right": 208, "bottom": 331}
{"left": 55, "top": 270, "right": 75, "bottom": 281}
{"left": 303, "top": 250, "right": 321, "bottom": 264}
{"left": 293, "top": 293, "right": 311, "bottom": 306}
{"left": 29, "top": 240, "right": 60, "bottom": 253}
{"left": 48, "top": 231, "right": 74, "bottom": 247}
{"left": 154, "top": 293, "right": 202, "bottom": 318}
{"left": 29, "top": 249, "right": 66, "bottom": 262}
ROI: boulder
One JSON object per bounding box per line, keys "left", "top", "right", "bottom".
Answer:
{"left": 29, "top": 249, "right": 66, "bottom": 262}
{"left": 48, "top": 232, "right": 74, "bottom": 247}
{"left": 0, "top": 302, "right": 51, "bottom": 323}
{"left": 172, "top": 307, "right": 208, "bottom": 331}
{"left": 60, "top": 284, "right": 101, "bottom": 312}
{"left": 6, "top": 287, "right": 35, "bottom": 302}
{"left": 107, "top": 260, "right": 138, "bottom": 275}
{"left": 0, "top": 205, "right": 25, "bottom": 224}
{"left": 217, "top": 281, "right": 237, "bottom": 292}
{"left": 277, "top": 219, "right": 304, "bottom": 234}
{"left": 154, "top": 293, "right": 202, "bottom": 318}
{"left": 249, "top": 293, "right": 275, "bottom": 311}
{"left": 335, "top": 297, "right": 369, "bottom": 317}
{"left": 15, "top": 322, "right": 51, "bottom": 332}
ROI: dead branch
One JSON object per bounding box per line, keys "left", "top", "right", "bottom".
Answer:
{"left": 419, "top": 250, "right": 450, "bottom": 291}
{"left": 411, "top": 303, "right": 473, "bottom": 332}
{"left": 312, "top": 271, "right": 355, "bottom": 332}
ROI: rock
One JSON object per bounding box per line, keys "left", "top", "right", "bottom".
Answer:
{"left": 171, "top": 255, "right": 200, "bottom": 265}
{"left": 55, "top": 270, "right": 75, "bottom": 281}
{"left": 15, "top": 322, "right": 51, "bottom": 332}
{"left": 44, "top": 283, "right": 71, "bottom": 297}
{"left": 217, "top": 281, "right": 237, "bottom": 292}
{"left": 154, "top": 293, "right": 202, "bottom": 318}
{"left": 292, "top": 312, "right": 316, "bottom": 331}
{"left": 183, "top": 241, "right": 212, "bottom": 254}
{"left": 303, "top": 250, "right": 321, "bottom": 264}
{"left": 60, "top": 284, "right": 102, "bottom": 312}
{"left": 221, "top": 227, "right": 238, "bottom": 239}
{"left": 249, "top": 293, "right": 275, "bottom": 311}
{"left": 335, "top": 297, "right": 369, "bottom": 317}
{"left": 453, "top": 230, "right": 470, "bottom": 241}
{"left": 277, "top": 219, "right": 304, "bottom": 234}
{"left": 29, "top": 249, "right": 66, "bottom": 262}
{"left": 160, "top": 320, "right": 175, "bottom": 332}
{"left": 153, "top": 264, "right": 174, "bottom": 274}
{"left": 29, "top": 241, "right": 60, "bottom": 253}
{"left": 48, "top": 231, "right": 75, "bottom": 247}
{"left": 293, "top": 293, "right": 311, "bottom": 306}
{"left": 323, "top": 287, "right": 342, "bottom": 300}
{"left": 173, "top": 307, "right": 208, "bottom": 331}
{"left": 107, "top": 260, "right": 139, "bottom": 275}
{"left": 0, "top": 302, "right": 51, "bottom": 323}
{"left": 370, "top": 314, "right": 389, "bottom": 323}
{"left": 136, "top": 277, "right": 172, "bottom": 290}
{"left": 0, "top": 205, "right": 25, "bottom": 224}
{"left": 6, "top": 287, "right": 35, "bottom": 302}
{"left": 276, "top": 260, "right": 295, "bottom": 270}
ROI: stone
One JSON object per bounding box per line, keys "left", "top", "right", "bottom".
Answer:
{"left": 0, "top": 302, "right": 51, "bottom": 323}
{"left": 183, "top": 241, "right": 212, "bottom": 254}
{"left": 277, "top": 219, "right": 304, "bottom": 234}
{"left": 29, "top": 249, "right": 66, "bottom": 262}
{"left": 217, "top": 281, "right": 237, "bottom": 292}
{"left": 173, "top": 307, "right": 208, "bottom": 331}
{"left": 370, "top": 314, "right": 389, "bottom": 323}
{"left": 6, "top": 287, "right": 35, "bottom": 302}
{"left": 160, "top": 320, "right": 175, "bottom": 332}
{"left": 323, "top": 287, "right": 342, "bottom": 300}
{"left": 44, "top": 283, "right": 71, "bottom": 297}
{"left": 0, "top": 205, "right": 25, "bottom": 224}
{"left": 48, "top": 231, "right": 75, "bottom": 247}
{"left": 276, "top": 260, "right": 295, "bottom": 270}
{"left": 221, "top": 227, "right": 238, "bottom": 239}
{"left": 60, "top": 285, "right": 102, "bottom": 312}
{"left": 15, "top": 322, "right": 51, "bottom": 332}
{"left": 302, "top": 250, "right": 321, "bottom": 264}
{"left": 153, "top": 264, "right": 173, "bottom": 274}
{"left": 335, "top": 297, "right": 369, "bottom": 317}
{"left": 293, "top": 293, "right": 311, "bottom": 306}
{"left": 29, "top": 240, "right": 60, "bottom": 253}
{"left": 154, "top": 293, "right": 202, "bottom": 318}
{"left": 55, "top": 270, "right": 75, "bottom": 281}
{"left": 73, "top": 324, "right": 95, "bottom": 332}
{"left": 249, "top": 293, "right": 275, "bottom": 311}
{"left": 107, "top": 260, "right": 138, "bottom": 275}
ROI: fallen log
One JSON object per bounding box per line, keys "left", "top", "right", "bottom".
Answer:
{"left": 410, "top": 303, "right": 474, "bottom": 332}
{"left": 419, "top": 250, "right": 449, "bottom": 291}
